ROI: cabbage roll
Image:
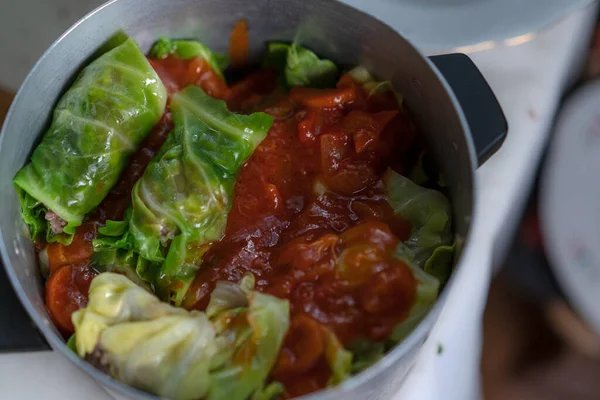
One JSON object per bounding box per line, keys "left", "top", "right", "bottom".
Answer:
{"left": 100, "top": 85, "right": 272, "bottom": 303}
{"left": 72, "top": 272, "right": 289, "bottom": 400}
{"left": 14, "top": 37, "right": 167, "bottom": 242}
{"left": 72, "top": 273, "right": 218, "bottom": 400}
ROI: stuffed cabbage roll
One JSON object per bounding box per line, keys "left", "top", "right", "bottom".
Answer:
{"left": 72, "top": 272, "right": 289, "bottom": 400}
{"left": 72, "top": 273, "right": 218, "bottom": 400}
{"left": 100, "top": 85, "right": 272, "bottom": 303}
{"left": 14, "top": 37, "right": 167, "bottom": 243}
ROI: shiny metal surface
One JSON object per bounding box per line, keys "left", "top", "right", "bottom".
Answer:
{"left": 0, "top": 0, "right": 476, "bottom": 399}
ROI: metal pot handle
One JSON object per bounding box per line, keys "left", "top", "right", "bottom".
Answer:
{"left": 430, "top": 53, "right": 508, "bottom": 166}
{"left": 0, "top": 264, "right": 49, "bottom": 351}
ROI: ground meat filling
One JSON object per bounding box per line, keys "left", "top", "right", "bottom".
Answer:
{"left": 45, "top": 210, "right": 67, "bottom": 234}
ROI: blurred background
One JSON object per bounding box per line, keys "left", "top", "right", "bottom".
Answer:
{"left": 2, "top": 0, "right": 600, "bottom": 399}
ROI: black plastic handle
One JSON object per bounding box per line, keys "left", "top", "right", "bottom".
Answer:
{"left": 0, "top": 263, "right": 50, "bottom": 352}
{"left": 430, "top": 53, "right": 508, "bottom": 166}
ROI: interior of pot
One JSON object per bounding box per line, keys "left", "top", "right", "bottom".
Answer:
{"left": 0, "top": 0, "right": 475, "bottom": 398}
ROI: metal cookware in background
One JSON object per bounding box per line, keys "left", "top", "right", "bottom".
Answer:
{"left": 0, "top": 0, "right": 507, "bottom": 398}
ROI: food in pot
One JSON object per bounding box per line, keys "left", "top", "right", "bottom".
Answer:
{"left": 15, "top": 29, "right": 454, "bottom": 400}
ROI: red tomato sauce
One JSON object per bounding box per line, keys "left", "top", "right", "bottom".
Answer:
{"left": 181, "top": 72, "right": 421, "bottom": 396}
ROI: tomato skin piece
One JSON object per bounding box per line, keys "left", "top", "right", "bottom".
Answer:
{"left": 337, "top": 244, "right": 385, "bottom": 287}
{"left": 188, "top": 58, "right": 230, "bottom": 100}
{"left": 320, "top": 132, "right": 352, "bottom": 176}
{"left": 278, "top": 234, "right": 338, "bottom": 266}
{"left": 45, "top": 264, "right": 96, "bottom": 334}
{"left": 337, "top": 74, "right": 368, "bottom": 110}
{"left": 265, "top": 184, "right": 282, "bottom": 211}
{"left": 290, "top": 87, "right": 356, "bottom": 108}
{"left": 324, "top": 162, "right": 379, "bottom": 196}
{"left": 342, "top": 110, "right": 399, "bottom": 154}
{"left": 274, "top": 315, "right": 325, "bottom": 375}
{"left": 298, "top": 109, "right": 318, "bottom": 142}
{"left": 339, "top": 220, "right": 398, "bottom": 252}
{"left": 361, "top": 261, "right": 416, "bottom": 316}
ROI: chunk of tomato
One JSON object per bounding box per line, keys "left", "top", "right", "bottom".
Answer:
{"left": 46, "top": 264, "right": 96, "bottom": 334}
{"left": 45, "top": 226, "right": 94, "bottom": 275}
{"left": 274, "top": 315, "right": 325, "bottom": 375}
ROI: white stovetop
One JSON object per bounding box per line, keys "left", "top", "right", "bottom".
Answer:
{"left": 0, "top": 3, "right": 597, "bottom": 400}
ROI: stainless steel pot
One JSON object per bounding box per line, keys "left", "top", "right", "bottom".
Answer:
{"left": 0, "top": 0, "right": 507, "bottom": 398}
